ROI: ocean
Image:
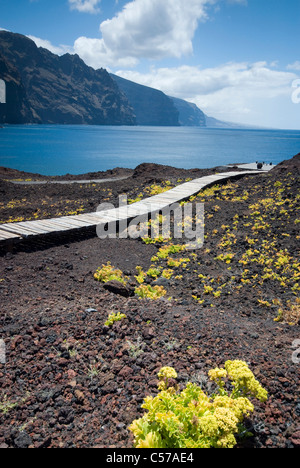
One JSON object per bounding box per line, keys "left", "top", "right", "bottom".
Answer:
{"left": 0, "top": 125, "right": 299, "bottom": 176}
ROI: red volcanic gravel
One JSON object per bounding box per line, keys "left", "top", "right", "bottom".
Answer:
{"left": 0, "top": 159, "right": 299, "bottom": 449}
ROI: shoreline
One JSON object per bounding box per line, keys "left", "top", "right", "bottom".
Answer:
{"left": 0, "top": 161, "right": 273, "bottom": 182}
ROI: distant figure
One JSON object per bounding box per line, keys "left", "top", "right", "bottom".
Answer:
{"left": 270, "top": 162, "right": 273, "bottom": 166}
{"left": 257, "top": 162, "right": 263, "bottom": 170}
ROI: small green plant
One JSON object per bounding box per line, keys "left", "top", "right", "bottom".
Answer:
{"left": 142, "top": 236, "right": 168, "bottom": 245}
{"left": 87, "top": 363, "right": 99, "bottom": 380}
{"left": 94, "top": 262, "right": 127, "bottom": 285}
{"left": 105, "top": 312, "right": 127, "bottom": 327}
{"left": 154, "top": 244, "right": 186, "bottom": 261}
{"left": 135, "top": 266, "right": 147, "bottom": 285}
{"left": 0, "top": 395, "right": 18, "bottom": 415}
{"left": 215, "top": 253, "right": 236, "bottom": 264}
{"left": 162, "top": 269, "right": 173, "bottom": 280}
{"left": 149, "top": 184, "right": 172, "bottom": 196}
{"left": 164, "top": 339, "right": 180, "bottom": 351}
{"left": 147, "top": 267, "right": 162, "bottom": 279}
{"left": 129, "top": 361, "right": 268, "bottom": 449}
{"left": 274, "top": 298, "right": 300, "bottom": 325}
{"left": 127, "top": 337, "right": 145, "bottom": 359}
{"left": 167, "top": 258, "right": 190, "bottom": 268}
{"left": 0, "top": 393, "right": 29, "bottom": 415}
{"left": 135, "top": 284, "right": 167, "bottom": 300}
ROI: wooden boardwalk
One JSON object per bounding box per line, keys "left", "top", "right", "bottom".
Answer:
{"left": 0, "top": 170, "right": 263, "bottom": 246}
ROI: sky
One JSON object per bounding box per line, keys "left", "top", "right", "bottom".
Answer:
{"left": 0, "top": 0, "right": 300, "bottom": 129}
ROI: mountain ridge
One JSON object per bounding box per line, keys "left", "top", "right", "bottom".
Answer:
{"left": 111, "top": 74, "right": 180, "bottom": 127}
{"left": 0, "top": 31, "right": 136, "bottom": 125}
{"left": 0, "top": 30, "right": 258, "bottom": 129}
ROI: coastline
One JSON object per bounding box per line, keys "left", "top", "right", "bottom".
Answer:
{"left": 0, "top": 160, "right": 272, "bottom": 182}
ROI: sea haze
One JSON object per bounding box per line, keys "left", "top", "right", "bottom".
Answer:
{"left": 0, "top": 125, "right": 299, "bottom": 176}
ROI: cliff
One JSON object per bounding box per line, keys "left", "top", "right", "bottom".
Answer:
{"left": 169, "top": 96, "right": 206, "bottom": 127}
{"left": 0, "top": 31, "right": 136, "bottom": 125}
{"left": 0, "top": 54, "right": 34, "bottom": 124}
{"left": 111, "top": 74, "right": 180, "bottom": 126}
{"left": 111, "top": 74, "right": 209, "bottom": 127}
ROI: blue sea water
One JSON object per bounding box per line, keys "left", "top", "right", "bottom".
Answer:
{"left": 0, "top": 125, "right": 299, "bottom": 176}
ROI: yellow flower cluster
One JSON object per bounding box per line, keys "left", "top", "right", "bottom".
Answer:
{"left": 129, "top": 361, "right": 268, "bottom": 449}
{"left": 225, "top": 360, "right": 268, "bottom": 402}
{"left": 208, "top": 368, "right": 227, "bottom": 381}
{"left": 158, "top": 367, "right": 178, "bottom": 380}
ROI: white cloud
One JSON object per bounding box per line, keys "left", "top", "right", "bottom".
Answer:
{"left": 73, "top": 36, "right": 138, "bottom": 69}
{"left": 27, "top": 35, "right": 73, "bottom": 56}
{"left": 100, "top": 0, "right": 210, "bottom": 59}
{"left": 116, "top": 62, "right": 298, "bottom": 126}
{"left": 287, "top": 61, "right": 300, "bottom": 71}
{"left": 73, "top": 0, "right": 215, "bottom": 69}
{"left": 69, "top": 0, "right": 101, "bottom": 14}
{"left": 28, "top": 0, "right": 249, "bottom": 70}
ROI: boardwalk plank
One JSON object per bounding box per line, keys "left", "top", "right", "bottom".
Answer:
{"left": 0, "top": 170, "right": 262, "bottom": 246}
{"left": 0, "top": 229, "right": 22, "bottom": 240}
{"left": 0, "top": 224, "right": 39, "bottom": 237}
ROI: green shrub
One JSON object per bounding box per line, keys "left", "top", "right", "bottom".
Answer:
{"left": 129, "top": 361, "right": 267, "bottom": 449}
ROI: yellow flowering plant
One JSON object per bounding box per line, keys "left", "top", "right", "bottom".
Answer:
{"left": 94, "top": 262, "right": 127, "bottom": 285}
{"left": 129, "top": 361, "right": 267, "bottom": 449}
{"left": 105, "top": 312, "right": 127, "bottom": 327}
{"left": 135, "top": 284, "right": 167, "bottom": 300}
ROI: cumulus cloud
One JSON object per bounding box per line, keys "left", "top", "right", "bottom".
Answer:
{"left": 74, "top": 0, "right": 215, "bottom": 69}
{"left": 69, "top": 0, "right": 101, "bottom": 14}
{"left": 28, "top": 0, "right": 249, "bottom": 70}
{"left": 74, "top": 36, "right": 138, "bottom": 69}
{"left": 287, "top": 61, "right": 300, "bottom": 71}
{"left": 116, "top": 62, "right": 298, "bottom": 124}
{"left": 27, "top": 35, "right": 73, "bottom": 55}
{"left": 100, "top": 0, "right": 210, "bottom": 59}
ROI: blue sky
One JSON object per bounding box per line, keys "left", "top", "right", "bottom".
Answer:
{"left": 0, "top": 0, "right": 300, "bottom": 129}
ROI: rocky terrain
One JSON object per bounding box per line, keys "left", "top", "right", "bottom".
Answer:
{"left": 0, "top": 156, "right": 299, "bottom": 449}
